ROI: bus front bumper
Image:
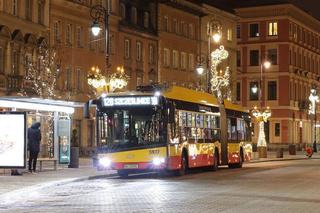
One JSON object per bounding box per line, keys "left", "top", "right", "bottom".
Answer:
{"left": 97, "top": 157, "right": 167, "bottom": 171}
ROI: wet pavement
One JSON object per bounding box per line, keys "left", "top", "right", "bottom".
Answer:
{"left": 1, "top": 159, "right": 320, "bottom": 213}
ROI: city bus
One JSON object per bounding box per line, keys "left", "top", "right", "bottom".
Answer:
{"left": 87, "top": 85, "right": 252, "bottom": 177}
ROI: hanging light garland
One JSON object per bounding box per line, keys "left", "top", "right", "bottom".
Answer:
{"left": 109, "top": 66, "right": 129, "bottom": 91}
{"left": 87, "top": 66, "right": 107, "bottom": 89}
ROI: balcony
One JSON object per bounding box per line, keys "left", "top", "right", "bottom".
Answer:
{"left": 6, "top": 74, "right": 23, "bottom": 94}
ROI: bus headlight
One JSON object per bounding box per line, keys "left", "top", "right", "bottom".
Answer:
{"left": 99, "top": 157, "right": 111, "bottom": 167}
{"left": 153, "top": 157, "right": 165, "bottom": 166}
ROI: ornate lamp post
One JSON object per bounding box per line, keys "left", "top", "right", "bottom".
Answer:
{"left": 196, "top": 19, "right": 230, "bottom": 102}
{"left": 309, "top": 88, "right": 319, "bottom": 152}
{"left": 252, "top": 60, "right": 271, "bottom": 158}
{"left": 89, "top": 5, "right": 128, "bottom": 93}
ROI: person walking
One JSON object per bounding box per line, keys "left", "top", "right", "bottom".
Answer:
{"left": 28, "top": 122, "right": 41, "bottom": 173}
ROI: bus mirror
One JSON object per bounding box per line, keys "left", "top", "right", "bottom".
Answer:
{"left": 84, "top": 100, "right": 92, "bottom": 119}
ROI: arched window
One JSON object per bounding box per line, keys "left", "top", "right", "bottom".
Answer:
{"left": 144, "top": 12, "right": 149, "bottom": 28}
{"left": 120, "top": 3, "right": 125, "bottom": 19}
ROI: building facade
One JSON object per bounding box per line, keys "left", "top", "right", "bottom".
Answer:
{"left": 235, "top": 4, "right": 320, "bottom": 148}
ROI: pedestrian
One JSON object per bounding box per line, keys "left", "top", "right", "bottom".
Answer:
{"left": 27, "top": 122, "right": 41, "bottom": 173}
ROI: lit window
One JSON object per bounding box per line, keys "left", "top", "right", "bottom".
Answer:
{"left": 268, "top": 22, "right": 278, "bottom": 36}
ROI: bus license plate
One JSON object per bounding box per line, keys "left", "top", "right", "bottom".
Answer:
{"left": 124, "top": 164, "right": 138, "bottom": 169}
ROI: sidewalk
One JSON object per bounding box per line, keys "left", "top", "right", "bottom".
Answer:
{"left": 0, "top": 152, "right": 319, "bottom": 195}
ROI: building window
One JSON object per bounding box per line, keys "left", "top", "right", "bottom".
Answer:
{"left": 66, "top": 67, "right": 72, "bottom": 90}
{"left": 149, "top": 45, "right": 154, "bottom": 64}
{"left": 249, "top": 81, "right": 259, "bottom": 100}
{"left": 38, "top": 0, "right": 45, "bottom": 24}
{"left": 172, "top": 50, "right": 178, "bottom": 68}
{"left": 227, "top": 29, "right": 232, "bottom": 41}
{"left": 76, "top": 26, "right": 83, "bottom": 48}
{"left": 25, "top": 0, "right": 32, "bottom": 20}
{"left": 76, "top": 68, "right": 82, "bottom": 92}
{"left": 267, "top": 49, "right": 277, "bottom": 65}
{"left": 136, "top": 42, "right": 142, "bottom": 61}
{"left": 250, "top": 50, "right": 259, "bottom": 66}
{"left": 249, "top": 23, "right": 259, "bottom": 37}
{"left": 236, "top": 82, "right": 241, "bottom": 101}
{"left": 163, "top": 48, "right": 170, "bottom": 67}
{"left": 124, "top": 39, "right": 130, "bottom": 59}
{"left": 268, "top": 81, "right": 277, "bottom": 100}
{"left": 66, "top": 24, "right": 73, "bottom": 46}
{"left": 120, "top": 3, "right": 125, "bottom": 19}
{"left": 137, "top": 75, "right": 143, "bottom": 86}
{"left": 236, "top": 24, "right": 241, "bottom": 39}
{"left": 0, "top": 47, "right": 3, "bottom": 73}
{"left": 24, "top": 53, "right": 32, "bottom": 76}
{"left": 163, "top": 16, "right": 168, "bottom": 32}
{"left": 181, "top": 52, "right": 187, "bottom": 70}
{"left": 189, "top": 24, "right": 194, "bottom": 39}
{"left": 173, "top": 19, "right": 177, "bottom": 34}
{"left": 12, "top": 0, "right": 18, "bottom": 16}
{"left": 188, "top": 54, "right": 194, "bottom": 70}
{"left": 12, "top": 50, "right": 18, "bottom": 75}
{"left": 109, "top": 34, "right": 114, "bottom": 54}
{"left": 53, "top": 21, "right": 61, "bottom": 44}
{"left": 131, "top": 7, "right": 137, "bottom": 24}
{"left": 144, "top": 12, "right": 149, "bottom": 28}
{"left": 275, "top": 123, "right": 280, "bottom": 137}
{"left": 268, "top": 22, "right": 278, "bottom": 36}
{"left": 237, "top": 50, "right": 241, "bottom": 67}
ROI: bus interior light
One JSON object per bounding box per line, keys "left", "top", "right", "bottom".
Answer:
{"left": 99, "top": 157, "right": 111, "bottom": 167}
{"left": 152, "top": 157, "right": 165, "bottom": 166}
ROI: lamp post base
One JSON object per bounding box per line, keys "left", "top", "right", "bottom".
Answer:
{"left": 258, "top": 146, "right": 267, "bottom": 158}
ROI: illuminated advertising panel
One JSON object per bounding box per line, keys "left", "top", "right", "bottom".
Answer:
{"left": 0, "top": 112, "right": 26, "bottom": 168}
{"left": 102, "top": 96, "right": 159, "bottom": 107}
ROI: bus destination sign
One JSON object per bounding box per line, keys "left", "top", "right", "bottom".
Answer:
{"left": 102, "top": 96, "right": 159, "bottom": 107}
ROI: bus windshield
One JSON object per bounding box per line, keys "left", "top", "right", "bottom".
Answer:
{"left": 98, "top": 108, "right": 165, "bottom": 150}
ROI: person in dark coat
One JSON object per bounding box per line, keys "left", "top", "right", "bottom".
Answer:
{"left": 28, "top": 122, "right": 41, "bottom": 173}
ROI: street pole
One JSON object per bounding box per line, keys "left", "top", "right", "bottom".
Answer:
{"left": 314, "top": 105, "right": 317, "bottom": 152}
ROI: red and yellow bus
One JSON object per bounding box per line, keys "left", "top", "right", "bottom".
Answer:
{"left": 88, "top": 85, "right": 252, "bottom": 177}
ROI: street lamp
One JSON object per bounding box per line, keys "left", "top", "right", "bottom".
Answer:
{"left": 197, "top": 19, "right": 229, "bottom": 98}
{"left": 252, "top": 59, "right": 271, "bottom": 158}
{"left": 90, "top": 4, "right": 110, "bottom": 89}
{"left": 309, "top": 88, "right": 319, "bottom": 152}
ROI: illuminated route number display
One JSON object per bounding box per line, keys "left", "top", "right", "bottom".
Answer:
{"left": 102, "top": 96, "right": 159, "bottom": 107}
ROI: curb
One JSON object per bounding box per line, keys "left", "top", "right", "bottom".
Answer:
{"left": 247, "top": 156, "right": 320, "bottom": 164}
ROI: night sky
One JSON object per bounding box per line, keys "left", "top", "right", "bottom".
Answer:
{"left": 206, "top": 0, "right": 320, "bottom": 20}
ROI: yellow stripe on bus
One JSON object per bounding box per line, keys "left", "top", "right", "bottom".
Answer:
{"left": 98, "top": 147, "right": 167, "bottom": 162}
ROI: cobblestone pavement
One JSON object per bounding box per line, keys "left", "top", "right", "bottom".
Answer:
{"left": 1, "top": 159, "right": 320, "bottom": 213}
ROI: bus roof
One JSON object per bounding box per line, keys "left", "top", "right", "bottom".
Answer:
{"left": 98, "top": 86, "right": 248, "bottom": 113}
{"left": 163, "top": 86, "right": 248, "bottom": 113}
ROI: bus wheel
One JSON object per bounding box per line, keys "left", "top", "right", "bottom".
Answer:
{"left": 117, "top": 170, "right": 129, "bottom": 178}
{"left": 175, "top": 154, "right": 188, "bottom": 176}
